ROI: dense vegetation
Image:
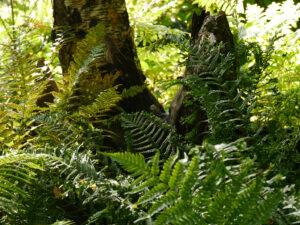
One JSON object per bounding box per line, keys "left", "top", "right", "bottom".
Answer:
{"left": 0, "top": 0, "right": 299, "bottom": 224}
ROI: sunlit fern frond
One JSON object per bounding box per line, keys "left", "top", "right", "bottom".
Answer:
{"left": 0, "top": 38, "right": 52, "bottom": 149}
{"left": 121, "top": 85, "right": 146, "bottom": 99}
{"left": 105, "top": 143, "right": 283, "bottom": 225}
{"left": 193, "top": 0, "right": 242, "bottom": 15}
{"left": 55, "top": 23, "right": 118, "bottom": 111}
{"left": 136, "top": 23, "right": 190, "bottom": 51}
{"left": 51, "top": 220, "right": 75, "bottom": 225}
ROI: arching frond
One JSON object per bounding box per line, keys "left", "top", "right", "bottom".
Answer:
{"left": 120, "top": 112, "right": 185, "bottom": 158}
{"left": 105, "top": 143, "right": 283, "bottom": 224}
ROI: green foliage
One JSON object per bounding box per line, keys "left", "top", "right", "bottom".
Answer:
{"left": 121, "top": 85, "right": 146, "bottom": 99}
{"left": 120, "top": 112, "right": 185, "bottom": 158}
{"left": 236, "top": 0, "right": 300, "bottom": 92}
{"left": 0, "top": 16, "right": 129, "bottom": 224}
{"left": 183, "top": 41, "right": 247, "bottom": 142}
{"left": 105, "top": 142, "right": 285, "bottom": 224}
{"left": 193, "top": 0, "right": 243, "bottom": 15}
{"left": 0, "top": 0, "right": 299, "bottom": 224}
{"left": 54, "top": 23, "right": 116, "bottom": 110}
{"left": 0, "top": 32, "right": 52, "bottom": 150}
{"left": 126, "top": 0, "right": 190, "bottom": 107}
{"left": 102, "top": 152, "right": 150, "bottom": 177}
{"left": 0, "top": 152, "right": 61, "bottom": 224}
{"left": 181, "top": 34, "right": 299, "bottom": 187}
{"left": 51, "top": 221, "right": 74, "bottom": 225}
{"left": 0, "top": 0, "right": 52, "bottom": 44}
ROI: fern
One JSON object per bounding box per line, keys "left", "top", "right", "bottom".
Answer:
{"left": 101, "top": 151, "right": 150, "bottom": 177}
{"left": 51, "top": 221, "right": 74, "bottom": 225}
{"left": 0, "top": 152, "right": 60, "bottom": 224}
{"left": 54, "top": 23, "right": 119, "bottom": 111}
{"left": 0, "top": 39, "right": 51, "bottom": 149}
{"left": 105, "top": 142, "right": 284, "bottom": 224}
{"left": 193, "top": 0, "right": 241, "bottom": 15}
{"left": 183, "top": 41, "right": 247, "bottom": 142}
{"left": 33, "top": 86, "right": 122, "bottom": 151}
{"left": 78, "top": 86, "right": 122, "bottom": 123}
{"left": 135, "top": 23, "right": 190, "bottom": 52}
{"left": 121, "top": 85, "right": 146, "bottom": 99}
{"left": 120, "top": 111, "right": 185, "bottom": 158}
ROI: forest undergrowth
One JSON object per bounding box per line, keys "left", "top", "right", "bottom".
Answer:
{"left": 0, "top": 0, "right": 299, "bottom": 224}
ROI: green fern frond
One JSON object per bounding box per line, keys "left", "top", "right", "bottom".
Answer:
{"left": 0, "top": 152, "right": 54, "bottom": 220}
{"left": 78, "top": 86, "right": 122, "bottom": 122}
{"left": 137, "top": 183, "right": 169, "bottom": 205}
{"left": 147, "top": 190, "right": 178, "bottom": 217}
{"left": 154, "top": 200, "right": 194, "bottom": 225}
{"left": 120, "top": 112, "right": 183, "bottom": 158}
{"left": 179, "top": 156, "right": 200, "bottom": 200}
{"left": 0, "top": 37, "right": 53, "bottom": 149}
{"left": 136, "top": 23, "right": 190, "bottom": 51}
{"left": 129, "top": 176, "right": 158, "bottom": 194}
{"left": 55, "top": 23, "right": 117, "bottom": 111}
{"left": 159, "top": 152, "right": 179, "bottom": 183}
{"left": 51, "top": 220, "right": 75, "bottom": 225}
{"left": 67, "top": 24, "right": 106, "bottom": 86}
{"left": 101, "top": 151, "right": 150, "bottom": 177}
{"left": 151, "top": 150, "right": 160, "bottom": 176}
{"left": 168, "top": 161, "right": 185, "bottom": 190}
{"left": 193, "top": 0, "right": 241, "bottom": 15}
{"left": 184, "top": 41, "right": 248, "bottom": 142}
{"left": 121, "top": 85, "right": 146, "bottom": 99}
{"left": 107, "top": 143, "right": 283, "bottom": 224}
{"left": 33, "top": 110, "right": 103, "bottom": 152}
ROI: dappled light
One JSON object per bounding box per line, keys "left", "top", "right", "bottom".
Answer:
{"left": 0, "top": 0, "right": 299, "bottom": 224}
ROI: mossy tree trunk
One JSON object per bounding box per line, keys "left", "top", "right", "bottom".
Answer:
{"left": 51, "top": 0, "right": 163, "bottom": 113}
{"left": 169, "top": 11, "right": 239, "bottom": 144}
{"left": 52, "top": 1, "right": 240, "bottom": 144}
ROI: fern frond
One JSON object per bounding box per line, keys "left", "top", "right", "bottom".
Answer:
{"left": 184, "top": 41, "right": 248, "bottom": 142}
{"left": 136, "top": 23, "right": 190, "bottom": 51}
{"left": 159, "top": 152, "right": 179, "bottom": 183}
{"left": 101, "top": 152, "right": 150, "bottom": 177}
{"left": 108, "top": 143, "right": 283, "bottom": 224}
{"left": 137, "top": 183, "right": 169, "bottom": 205}
{"left": 154, "top": 200, "right": 194, "bottom": 225}
{"left": 193, "top": 0, "right": 241, "bottom": 15}
{"left": 147, "top": 190, "right": 178, "bottom": 217}
{"left": 55, "top": 23, "right": 114, "bottom": 110}
{"left": 120, "top": 112, "right": 183, "bottom": 158}
{"left": 168, "top": 161, "right": 185, "bottom": 190}
{"left": 179, "top": 156, "right": 200, "bottom": 200}
{"left": 78, "top": 86, "right": 122, "bottom": 122}
{"left": 0, "top": 36, "right": 53, "bottom": 149}
{"left": 51, "top": 220, "right": 75, "bottom": 225}
{"left": 151, "top": 150, "right": 160, "bottom": 176}
{"left": 0, "top": 152, "right": 54, "bottom": 220}
{"left": 121, "top": 85, "right": 146, "bottom": 99}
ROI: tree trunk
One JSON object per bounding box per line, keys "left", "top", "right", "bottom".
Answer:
{"left": 169, "top": 10, "right": 238, "bottom": 144}
{"left": 51, "top": 0, "right": 163, "bottom": 113}
{"left": 51, "top": 1, "right": 240, "bottom": 144}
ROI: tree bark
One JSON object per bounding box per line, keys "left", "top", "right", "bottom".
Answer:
{"left": 51, "top": 2, "right": 240, "bottom": 144}
{"left": 51, "top": 0, "right": 163, "bottom": 113}
{"left": 169, "top": 10, "right": 237, "bottom": 144}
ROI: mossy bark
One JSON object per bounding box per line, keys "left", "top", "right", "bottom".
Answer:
{"left": 51, "top": 0, "right": 163, "bottom": 113}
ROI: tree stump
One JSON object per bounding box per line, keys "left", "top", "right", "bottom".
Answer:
{"left": 169, "top": 10, "right": 237, "bottom": 144}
